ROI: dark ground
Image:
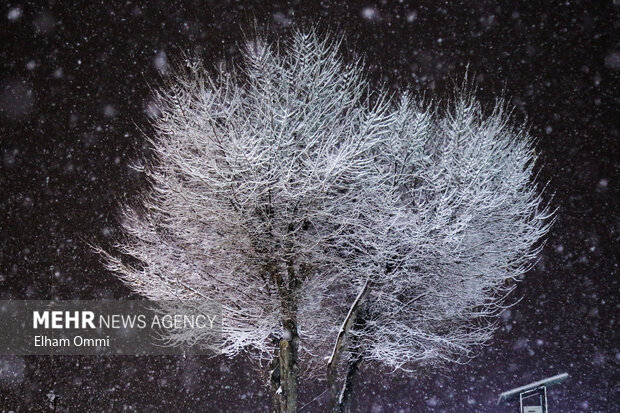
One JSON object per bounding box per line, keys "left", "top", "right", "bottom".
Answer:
{"left": 0, "top": 0, "right": 618, "bottom": 411}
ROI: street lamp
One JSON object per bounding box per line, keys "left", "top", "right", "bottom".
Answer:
{"left": 498, "top": 373, "right": 569, "bottom": 413}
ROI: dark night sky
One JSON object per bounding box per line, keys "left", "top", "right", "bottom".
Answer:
{"left": 0, "top": 1, "right": 618, "bottom": 412}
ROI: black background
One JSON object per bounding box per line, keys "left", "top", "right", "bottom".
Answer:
{"left": 0, "top": 0, "right": 618, "bottom": 411}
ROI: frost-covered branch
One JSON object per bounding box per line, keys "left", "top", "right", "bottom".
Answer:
{"left": 98, "top": 29, "right": 552, "bottom": 412}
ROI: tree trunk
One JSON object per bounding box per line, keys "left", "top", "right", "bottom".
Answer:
{"left": 269, "top": 349, "right": 281, "bottom": 413}
{"left": 278, "top": 318, "right": 299, "bottom": 413}
{"left": 327, "top": 354, "right": 361, "bottom": 413}
{"left": 267, "top": 257, "right": 300, "bottom": 413}
{"left": 327, "top": 277, "right": 370, "bottom": 412}
{"left": 328, "top": 327, "right": 363, "bottom": 413}
{"left": 339, "top": 349, "right": 361, "bottom": 413}
{"left": 327, "top": 355, "right": 340, "bottom": 413}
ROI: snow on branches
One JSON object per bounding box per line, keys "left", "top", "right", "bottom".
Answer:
{"left": 99, "top": 30, "right": 551, "bottom": 407}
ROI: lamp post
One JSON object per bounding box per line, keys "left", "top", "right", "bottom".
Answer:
{"left": 498, "top": 373, "right": 569, "bottom": 413}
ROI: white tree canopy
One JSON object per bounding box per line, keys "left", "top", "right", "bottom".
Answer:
{"left": 99, "top": 30, "right": 552, "bottom": 376}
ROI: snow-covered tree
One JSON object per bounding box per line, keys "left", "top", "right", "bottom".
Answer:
{"left": 98, "top": 30, "right": 551, "bottom": 412}
{"left": 325, "top": 92, "right": 552, "bottom": 412}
